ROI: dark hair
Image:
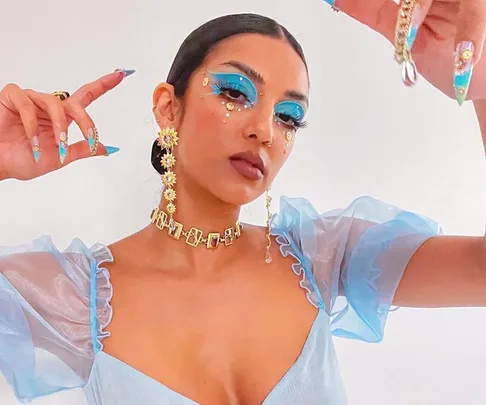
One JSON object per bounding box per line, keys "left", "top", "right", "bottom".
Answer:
{"left": 151, "top": 13, "right": 308, "bottom": 175}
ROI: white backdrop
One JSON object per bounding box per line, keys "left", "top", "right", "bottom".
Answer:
{"left": 1, "top": 0, "right": 485, "bottom": 404}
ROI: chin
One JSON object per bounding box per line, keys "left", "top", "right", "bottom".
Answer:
{"left": 211, "top": 177, "right": 266, "bottom": 207}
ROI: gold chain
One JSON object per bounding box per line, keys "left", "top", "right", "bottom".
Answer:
{"left": 150, "top": 207, "right": 243, "bottom": 249}
{"left": 394, "top": 0, "right": 418, "bottom": 86}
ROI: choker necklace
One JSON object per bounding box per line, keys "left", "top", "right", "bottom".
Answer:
{"left": 150, "top": 207, "right": 243, "bottom": 249}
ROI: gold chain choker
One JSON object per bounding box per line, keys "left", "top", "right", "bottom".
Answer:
{"left": 150, "top": 208, "right": 243, "bottom": 249}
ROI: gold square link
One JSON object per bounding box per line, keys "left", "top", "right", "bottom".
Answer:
{"left": 186, "top": 227, "right": 204, "bottom": 247}
{"left": 155, "top": 211, "right": 167, "bottom": 231}
{"left": 224, "top": 228, "right": 234, "bottom": 246}
{"left": 207, "top": 233, "right": 221, "bottom": 249}
{"left": 150, "top": 208, "right": 159, "bottom": 222}
{"left": 235, "top": 221, "right": 242, "bottom": 237}
{"left": 167, "top": 221, "right": 184, "bottom": 240}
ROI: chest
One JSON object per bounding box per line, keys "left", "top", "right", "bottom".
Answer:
{"left": 102, "top": 259, "right": 318, "bottom": 405}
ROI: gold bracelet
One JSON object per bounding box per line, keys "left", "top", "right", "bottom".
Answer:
{"left": 394, "top": 0, "right": 418, "bottom": 86}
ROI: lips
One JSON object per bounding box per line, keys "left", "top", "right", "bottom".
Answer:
{"left": 229, "top": 151, "right": 266, "bottom": 175}
{"left": 229, "top": 151, "right": 266, "bottom": 181}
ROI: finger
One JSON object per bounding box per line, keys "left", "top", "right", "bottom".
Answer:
{"left": 453, "top": 0, "right": 486, "bottom": 104}
{"left": 64, "top": 140, "right": 119, "bottom": 165}
{"left": 3, "top": 84, "right": 39, "bottom": 141}
{"left": 63, "top": 102, "right": 100, "bottom": 156}
{"left": 26, "top": 90, "right": 69, "bottom": 164}
{"left": 333, "top": 0, "right": 399, "bottom": 43}
{"left": 70, "top": 69, "right": 135, "bottom": 109}
{"left": 456, "top": 0, "right": 486, "bottom": 60}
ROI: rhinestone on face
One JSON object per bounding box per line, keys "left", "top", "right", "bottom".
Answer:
{"left": 226, "top": 102, "right": 235, "bottom": 111}
{"left": 203, "top": 77, "right": 210, "bottom": 87}
{"left": 226, "top": 113, "right": 230, "bottom": 118}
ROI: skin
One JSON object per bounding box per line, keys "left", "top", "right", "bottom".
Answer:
{"left": 1, "top": 5, "right": 486, "bottom": 404}
{"left": 102, "top": 34, "right": 317, "bottom": 405}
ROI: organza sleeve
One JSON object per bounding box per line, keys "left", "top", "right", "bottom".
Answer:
{"left": 271, "top": 195, "right": 443, "bottom": 343}
{"left": 0, "top": 235, "right": 113, "bottom": 403}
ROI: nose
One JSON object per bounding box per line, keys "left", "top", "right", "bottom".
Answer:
{"left": 244, "top": 106, "right": 275, "bottom": 146}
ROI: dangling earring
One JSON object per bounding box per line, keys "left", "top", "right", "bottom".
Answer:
{"left": 265, "top": 186, "right": 273, "bottom": 264}
{"left": 158, "top": 127, "right": 179, "bottom": 233}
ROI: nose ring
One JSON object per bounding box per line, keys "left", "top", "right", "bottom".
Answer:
{"left": 265, "top": 136, "right": 276, "bottom": 148}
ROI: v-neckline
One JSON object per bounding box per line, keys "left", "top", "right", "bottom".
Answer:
{"left": 95, "top": 309, "right": 325, "bottom": 405}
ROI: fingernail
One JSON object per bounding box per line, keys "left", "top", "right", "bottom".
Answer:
{"left": 59, "top": 132, "right": 68, "bottom": 164}
{"left": 454, "top": 41, "right": 475, "bottom": 106}
{"left": 407, "top": 4, "right": 423, "bottom": 49}
{"left": 31, "top": 136, "right": 41, "bottom": 163}
{"left": 114, "top": 68, "right": 136, "bottom": 78}
{"left": 105, "top": 146, "right": 120, "bottom": 156}
{"left": 322, "top": 0, "right": 335, "bottom": 5}
{"left": 87, "top": 127, "right": 99, "bottom": 155}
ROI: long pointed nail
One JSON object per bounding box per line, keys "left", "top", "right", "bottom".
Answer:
{"left": 87, "top": 127, "right": 99, "bottom": 155}
{"left": 59, "top": 132, "right": 68, "bottom": 164}
{"left": 114, "top": 68, "right": 136, "bottom": 78}
{"left": 105, "top": 146, "right": 120, "bottom": 156}
{"left": 407, "top": 4, "right": 423, "bottom": 49}
{"left": 31, "top": 136, "right": 41, "bottom": 163}
{"left": 454, "top": 41, "right": 475, "bottom": 106}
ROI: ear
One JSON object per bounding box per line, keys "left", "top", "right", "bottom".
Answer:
{"left": 152, "top": 83, "right": 182, "bottom": 128}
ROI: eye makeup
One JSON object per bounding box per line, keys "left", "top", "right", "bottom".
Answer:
{"left": 207, "top": 71, "right": 258, "bottom": 108}
{"left": 273, "top": 101, "right": 307, "bottom": 129}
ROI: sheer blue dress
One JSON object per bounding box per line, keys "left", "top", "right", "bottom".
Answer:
{"left": 0, "top": 196, "right": 442, "bottom": 404}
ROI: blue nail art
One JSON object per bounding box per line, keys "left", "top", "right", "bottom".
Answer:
{"left": 407, "top": 26, "right": 418, "bottom": 49}
{"left": 115, "top": 69, "right": 136, "bottom": 78}
{"left": 322, "top": 0, "right": 335, "bottom": 5}
{"left": 105, "top": 146, "right": 120, "bottom": 156}
{"left": 454, "top": 42, "right": 475, "bottom": 106}
{"left": 31, "top": 136, "right": 40, "bottom": 163}
{"left": 59, "top": 132, "right": 68, "bottom": 164}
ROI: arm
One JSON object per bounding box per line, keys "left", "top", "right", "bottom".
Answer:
{"left": 394, "top": 102, "right": 486, "bottom": 308}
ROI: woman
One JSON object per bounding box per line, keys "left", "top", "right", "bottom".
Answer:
{"left": 0, "top": 3, "right": 485, "bottom": 405}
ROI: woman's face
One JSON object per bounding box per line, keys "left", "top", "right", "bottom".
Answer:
{"left": 157, "top": 33, "right": 309, "bottom": 206}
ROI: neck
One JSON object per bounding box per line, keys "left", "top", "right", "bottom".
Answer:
{"left": 141, "top": 174, "right": 244, "bottom": 274}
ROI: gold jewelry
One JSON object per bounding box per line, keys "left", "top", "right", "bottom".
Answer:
{"left": 285, "top": 131, "right": 293, "bottom": 146}
{"left": 158, "top": 127, "right": 179, "bottom": 229}
{"left": 266, "top": 136, "right": 276, "bottom": 148}
{"left": 150, "top": 207, "right": 243, "bottom": 248}
{"left": 52, "top": 91, "right": 70, "bottom": 101}
{"left": 394, "top": 0, "right": 418, "bottom": 86}
{"left": 265, "top": 186, "right": 273, "bottom": 264}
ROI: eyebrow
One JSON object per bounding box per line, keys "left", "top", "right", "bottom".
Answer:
{"left": 220, "top": 60, "right": 309, "bottom": 106}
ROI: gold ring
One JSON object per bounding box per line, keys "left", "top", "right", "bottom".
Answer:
{"left": 52, "top": 91, "right": 70, "bottom": 101}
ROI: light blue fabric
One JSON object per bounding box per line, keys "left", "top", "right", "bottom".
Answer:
{"left": 0, "top": 196, "right": 442, "bottom": 404}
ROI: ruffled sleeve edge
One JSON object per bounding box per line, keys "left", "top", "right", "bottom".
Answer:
{"left": 87, "top": 241, "right": 114, "bottom": 354}
{"left": 270, "top": 227, "right": 326, "bottom": 311}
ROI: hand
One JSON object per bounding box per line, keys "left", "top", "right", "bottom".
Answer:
{"left": 0, "top": 69, "right": 134, "bottom": 181}
{"left": 328, "top": 0, "right": 486, "bottom": 105}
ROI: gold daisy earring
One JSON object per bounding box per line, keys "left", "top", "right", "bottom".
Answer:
{"left": 158, "top": 127, "right": 179, "bottom": 233}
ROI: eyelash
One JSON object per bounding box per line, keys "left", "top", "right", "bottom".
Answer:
{"left": 213, "top": 81, "right": 255, "bottom": 106}
{"left": 275, "top": 113, "right": 308, "bottom": 129}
